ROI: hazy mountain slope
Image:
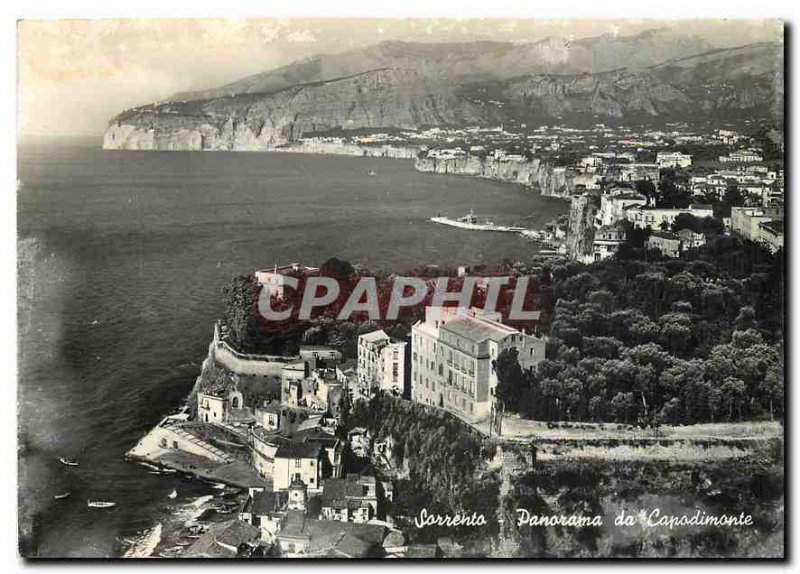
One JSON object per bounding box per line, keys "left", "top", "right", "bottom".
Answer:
{"left": 650, "top": 42, "right": 784, "bottom": 117}
{"left": 494, "top": 42, "right": 783, "bottom": 120}
{"left": 104, "top": 37, "right": 783, "bottom": 151}
{"left": 497, "top": 70, "right": 691, "bottom": 119}
{"left": 171, "top": 29, "right": 713, "bottom": 102}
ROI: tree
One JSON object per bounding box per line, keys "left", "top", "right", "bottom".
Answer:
{"left": 672, "top": 214, "right": 724, "bottom": 236}
{"left": 659, "top": 168, "right": 692, "bottom": 208}
{"left": 222, "top": 274, "right": 262, "bottom": 352}
{"left": 495, "top": 348, "right": 526, "bottom": 412}
{"left": 723, "top": 185, "right": 744, "bottom": 207}
{"left": 658, "top": 397, "right": 681, "bottom": 425}
{"left": 635, "top": 179, "right": 657, "bottom": 201}
{"left": 735, "top": 306, "right": 756, "bottom": 331}
{"left": 759, "top": 366, "right": 783, "bottom": 421}
{"left": 720, "top": 377, "right": 746, "bottom": 421}
{"left": 582, "top": 336, "right": 623, "bottom": 359}
{"left": 320, "top": 257, "right": 354, "bottom": 279}
{"left": 672, "top": 213, "right": 704, "bottom": 233}
{"left": 658, "top": 312, "right": 693, "bottom": 355}
{"left": 610, "top": 392, "right": 636, "bottom": 423}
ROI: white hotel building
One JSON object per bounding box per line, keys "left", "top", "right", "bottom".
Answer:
{"left": 411, "top": 307, "right": 545, "bottom": 423}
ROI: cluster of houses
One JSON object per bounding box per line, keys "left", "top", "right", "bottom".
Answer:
{"left": 543, "top": 125, "right": 784, "bottom": 263}
{"left": 572, "top": 151, "right": 660, "bottom": 191}
{"left": 186, "top": 338, "right": 411, "bottom": 557}
{"left": 689, "top": 164, "right": 784, "bottom": 206}
{"left": 719, "top": 149, "right": 764, "bottom": 163}
{"left": 169, "top": 260, "right": 551, "bottom": 557}
{"left": 563, "top": 177, "right": 716, "bottom": 264}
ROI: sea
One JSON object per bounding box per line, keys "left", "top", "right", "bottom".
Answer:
{"left": 16, "top": 138, "right": 568, "bottom": 557}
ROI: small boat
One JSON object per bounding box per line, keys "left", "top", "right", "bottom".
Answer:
{"left": 87, "top": 500, "right": 116, "bottom": 509}
{"left": 168, "top": 489, "right": 177, "bottom": 499}
{"left": 59, "top": 457, "right": 79, "bottom": 467}
{"left": 54, "top": 492, "right": 71, "bottom": 500}
{"left": 367, "top": 169, "right": 377, "bottom": 176}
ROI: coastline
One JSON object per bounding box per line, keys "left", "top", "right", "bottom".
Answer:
{"left": 122, "top": 319, "right": 783, "bottom": 558}
{"left": 102, "top": 136, "right": 576, "bottom": 200}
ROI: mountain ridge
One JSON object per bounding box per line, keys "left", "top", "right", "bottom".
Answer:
{"left": 104, "top": 35, "right": 783, "bottom": 151}
{"left": 170, "top": 29, "right": 714, "bottom": 102}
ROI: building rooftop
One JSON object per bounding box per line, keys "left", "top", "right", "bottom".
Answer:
{"left": 676, "top": 228, "right": 705, "bottom": 239}
{"left": 440, "top": 316, "right": 525, "bottom": 343}
{"left": 759, "top": 220, "right": 784, "bottom": 235}
{"left": 321, "top": 476, "right": 374, "bottom": 503}
{"left": 359, "top": 330, "right": 390, "bottom": 344}
{"left": 275, "top": 441, "right": 323, "bottom": 459}
{"left": 183, "top": 519, "right": 261, "bottom": 558}
{"left": 278, "top": 511, "right": 386, "bottom": 556}
{"left": 256, "top": 263, "right": 320, "bottom": 275}
{"left": 328, "top": 533, "right": 374, "bottom": 558}
{"left": 256, "top": 401, "right": 283, "bottom": 415}
{"left": 607, "top": 193, "right": 646, "bottom": 201}
{"left": 247, "top": 490, "right": 287, "bottom": 516}
{"left": 292, "top": 428, "right": 341, "bottom": 448}
{"left": 649, "top": 231, "right": 681, "bottom": 240}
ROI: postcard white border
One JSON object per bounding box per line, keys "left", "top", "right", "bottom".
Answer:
{"left": 2, "top": 1, "right": 794, "bottom": 572}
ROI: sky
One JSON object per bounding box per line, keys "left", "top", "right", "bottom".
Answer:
{"left": 17, "top": 18, "right": 783, "bottom": 138}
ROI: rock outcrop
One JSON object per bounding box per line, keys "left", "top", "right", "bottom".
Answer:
{"left": 565, "top": 195, "right": 599, "bottom": 261}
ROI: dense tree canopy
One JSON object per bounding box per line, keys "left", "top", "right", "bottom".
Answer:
{"left": 500, "top": 237, "right": 784, "bottom": 425}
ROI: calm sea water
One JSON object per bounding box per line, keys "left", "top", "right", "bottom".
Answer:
{"left": 17, "top": 139, "right": 567, "bottom": 557}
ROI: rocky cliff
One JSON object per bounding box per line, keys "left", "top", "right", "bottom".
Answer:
{"left": 414, "top": 156, "right": 574, "bottom": 197}
{"left": 104, "top": 68, "right": 496, "bottom": 151}
{"left": 565, "top": 195, "right": 599, "bottom": 261}
{"left": 104, "top": 37, "right": 783, "bottom": 151}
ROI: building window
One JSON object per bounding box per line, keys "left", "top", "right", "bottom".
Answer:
{"left": 295, "top": 459, "right": 301, "bottom": 468}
